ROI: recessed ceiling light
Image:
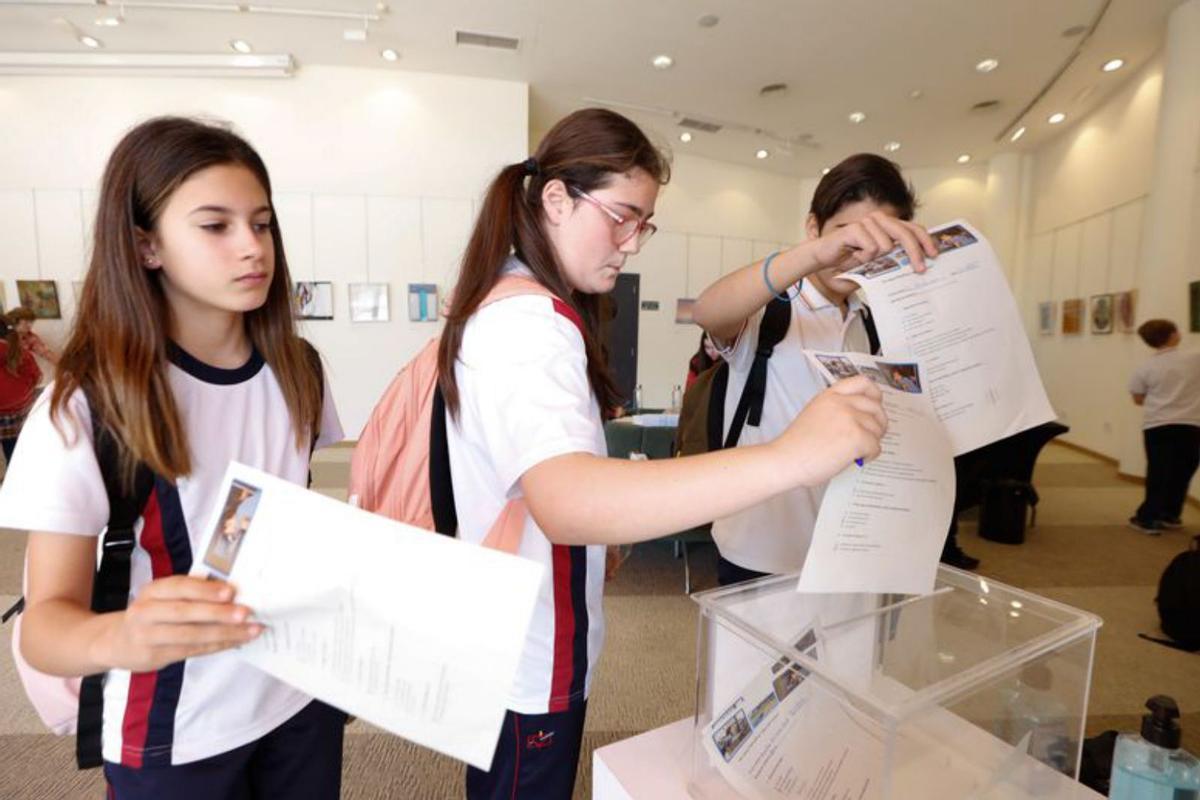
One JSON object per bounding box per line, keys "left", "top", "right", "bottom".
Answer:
{"left": 1010, "top": 126, "right": 1026, "bottom": 142}
{"left": 697, "top": 13, "right": 719, "bottom": 28}
{"left": 883, "top": 141, "right": 901, "bottom": 152}
{"left": 821, "top": 167, "right": 831, "bottom": 176}
{"left": 1102, "top": 58, "right": 1124, "bottom": 72}
{"left": 79, "top": 34, "right": 102, "bottom": 48}
{"left": 229, "top": 39, "right": 252, "bottom": 54}
{"left": 94, "top": 15, "right": 122, "bottom": 27}
{"left": 909, "top": 89, "right": 923, "bottom": 100}
{"left": 848, "top": 111, "right": 866, "bottom": 124}
{"left": 1048, "top": 112, "right": 1066, "bottom": 124}
{"left": 652, "top": 54, "right": 673, "bottom": 70}
{"left": 375, "top": 1, "right": 389, "bottom": 11}
{"left": 679, "top": 131, "right": 692, "bottom": 143}
{"left": 975, "top": 58, "right": 999, "bottom": 73}
{"left": 755, "top": 148, "right": 769, "bottom": 160}
{"left": 343, "top": 27, "right": 368, "bottom": 42}
{"left": 380, "top": 47, "right": 399, "bottom": 62}
{"left": 957, "top": 154, "right": 971, "bottom": 164}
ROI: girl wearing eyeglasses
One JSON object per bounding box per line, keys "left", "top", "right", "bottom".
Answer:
{"left": 440, "top": 108, "right": 890, "bottom": 800}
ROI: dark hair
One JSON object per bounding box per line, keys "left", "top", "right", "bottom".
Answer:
{"left": 1137, "top": 319, "right": 1177, "bottom": 348}
{"left": 438, "top": 108, "right": 671, "bottom": 417}
{"left": 688, "top": 332, "right": 717, "bottom": 376}
{"left": 810, "top": 153, "right": 917, "bottom": 232}
{"left": 0, "top": 314, "right": 19, "bottom": 374}
{"left": 50, "top": 116, "right": 322, "bottom": 483}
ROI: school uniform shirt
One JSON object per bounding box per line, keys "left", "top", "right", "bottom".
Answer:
{"left": 713, "top": 280, "right": 872, "bottom": 574}
{"left": 0, "top": 343, "right": 343, "bottom": 766}
{"left": 1129, "top": 346, "right": 1200, "bottom": 429}
{"left": 445, "top": 259, "right": 606, "bottom": 716}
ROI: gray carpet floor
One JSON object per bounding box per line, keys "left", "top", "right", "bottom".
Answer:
{"left": 0, "top": 442, "right": 1196, "bottom": 798}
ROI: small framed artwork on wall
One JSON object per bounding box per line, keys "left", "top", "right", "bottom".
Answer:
{"left": 16, "top": 280, "right": 61, "bottom": 319}
{"left": 294, "top": 281, "right": 334, "bottom": 320}
{"left": 1089, "top": 294, "right": 1114, "bottom": 334}
{"left": 1038, "top": 301, "right": 1056, "bottom": 336}
{"left": 1062, "top": 298, "right": 1084, "bottom": 335}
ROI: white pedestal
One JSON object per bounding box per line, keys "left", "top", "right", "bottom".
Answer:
{"left": 593, "top": 718, "right": 693, "bottom": 800}
{"left": 593, "top": 717, "right": 1108, "bottom": 800}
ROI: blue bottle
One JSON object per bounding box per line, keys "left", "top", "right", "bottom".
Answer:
{"left": 1109, "top": 695, "right": 1200, "bottom": 799}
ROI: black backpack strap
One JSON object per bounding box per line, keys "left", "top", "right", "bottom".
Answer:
{"left": 76, "top": 389, "right": 155, "bottom": 770}
{"left": 723, "top": 294, "right": 792, "bottom": 449}
{"left": 706, "top": 363, "right": 730, "bottom": 453}
{"left": 860, "top": 305, "right": 881, "bottom": 356}
{"left": 300, "top": 339, "right": 325, "bottom": 486}
{"left": 429, "top": 385, "right": 458, "bottom": 537}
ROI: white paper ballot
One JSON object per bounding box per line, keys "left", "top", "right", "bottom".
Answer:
{"left": 798, "top": 351, "right": 954, "bottom": 595}
{"left": 190, "top": 462, "right": 545, "bottom": 770}
{"left": 702, "top": 628, "right": 886, "bottom": 799}
{"left": 842, "top": 220, "right": 1055, "bottom": 456}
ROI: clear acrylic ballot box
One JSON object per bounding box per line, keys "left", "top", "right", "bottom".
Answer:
{"left": 690, "top": 566, "right": 1102, "bottom": 800}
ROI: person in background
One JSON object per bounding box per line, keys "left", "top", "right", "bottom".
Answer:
{"left": 0, "top": 312, "right": 42, "bottom": 462}
{"left": 1128, "top": 318, "right": 1200, "bottom": 533}
{"left": 685, "top": 331, "right": 722, "bottom": 391}
{"left": 6, "top": 306, "right": 59, "bottom": 366}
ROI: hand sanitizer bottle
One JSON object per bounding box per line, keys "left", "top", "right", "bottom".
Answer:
{"left": 1109, "top": 695, "right": 1200, "bottom": 799}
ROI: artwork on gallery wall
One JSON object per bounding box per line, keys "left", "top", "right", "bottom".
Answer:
{"left": 1115, "top": 290, "right": 1137, "bottom": 334}
{"left": 675, "top": 298, "right": 696, "bottom": 325}
{"left": 294, "top": 281, "right": 334, "bottom": 320}
{"left": 1090, "top": 293, "right": 1114, "bottom": 335}
{"left": 1191, "top": 281, "right": 1200, "bottom": 333}
{"left": 1062, "top": 298, "right": 1084, "bottom": 335}
{"left": 16, "top": 280, "right": 61, "bottom": 319}
{"left": 1038, "top": 301, "right": 1056, "bottom": 336}
{"left": 408, "top": 283, "right": 438, "bottom": 322}
{"left": 348, "top": 283, "right": 390, "bottom": 323}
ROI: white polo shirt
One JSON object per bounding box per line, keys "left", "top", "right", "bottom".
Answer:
{"left": 0, "top": 344, "right": 343, "bottom": 766}
{"left": 1129, "top": 347, "right": 1200, "bottom": 429}
{"left": 445, "top": 261, "right": 607, "bottom": 715}
{"left": 713, "top": 280, "right": 872, "bottom": 574}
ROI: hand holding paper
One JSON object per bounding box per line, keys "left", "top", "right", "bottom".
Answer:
{"left": 191, "top": 463, "right": 545, "bottom": 770}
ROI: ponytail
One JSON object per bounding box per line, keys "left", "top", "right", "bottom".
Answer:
{"left": 438, "top": 108, "right": 670, "bottom": 418}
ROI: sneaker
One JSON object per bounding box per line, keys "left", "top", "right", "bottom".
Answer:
{"left": 940, "top": 547, "right": 981, "bottom": 571}
{"left": 1128, "top": 517, "right": 1164, "bottom": 535}
{"left": 1159, "top": 517, "right": 1184, "bottom": 530}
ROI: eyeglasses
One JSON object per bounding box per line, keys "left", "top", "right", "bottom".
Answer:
{"left": 569, "top": 187, "right": 657, "bottom": 248}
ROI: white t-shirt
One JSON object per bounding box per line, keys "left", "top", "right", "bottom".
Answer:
{"left": 713, "top": 280, "right": 872, "bottom": 574}
{"left": 445, "top": 262, "right": 607, "bottom": 715}
{"left": 0, "top": 344, "right": 343, "bottom": 766}
{"left": 1128, "top": 347, "right": 1200, "bottom": 429}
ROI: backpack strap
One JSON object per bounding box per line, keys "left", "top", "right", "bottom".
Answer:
{"left": 300, "top": 339, "right": 325, "bottom": 487}
{"left": 76, "top": 388, "right": 155, "bottom": 769}
{"left": 429, "top": 385, "right": 457, "bottom": 537}
{"left": 723, "top": 292, "right": 793, "bottom": 449}
{"left": 859, "top": 305, "right": 881, "bottom": 356}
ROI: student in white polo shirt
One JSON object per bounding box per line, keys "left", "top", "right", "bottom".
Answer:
{"left": 693, "top": 153, "right": 978, "bottom": 583}
{"left": 1128, "top": 318, "right": 1200, "bottom": 533}
{"left": 438, "top": 109, "right": 937, "bottom": 800}
{"left": 0, "top": 118, "right": 346, "bottom": 799}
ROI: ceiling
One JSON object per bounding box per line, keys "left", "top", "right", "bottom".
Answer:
{"left": 0, "top": 0, "right": 1184, "bottom": 177}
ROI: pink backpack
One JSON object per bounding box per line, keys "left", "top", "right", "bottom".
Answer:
{"left": 349, "top": 275, "right": 565, "bottom": 553}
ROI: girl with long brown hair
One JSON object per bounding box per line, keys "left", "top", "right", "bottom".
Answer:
{"left": 0, "top": 117, "right": 346, "bottom": 798}
{"left": 441, "top": 108, "right": 891, "bottom": 799}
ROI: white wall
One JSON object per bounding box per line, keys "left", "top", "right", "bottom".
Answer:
{"left": 1015, "top": 48, "right": 1200, "bottom": 500}
{"left": 624, "top": 153, "right": 803, "bottom": 408}
{"left": 0, "top": 66, "right": 528, "bottom": 436}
